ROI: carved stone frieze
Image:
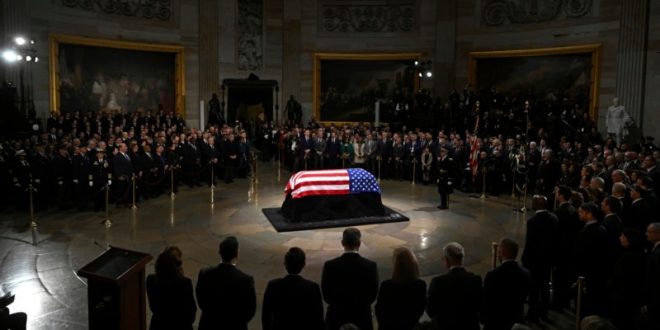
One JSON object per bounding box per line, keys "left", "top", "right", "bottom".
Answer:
{"left": 60, "top": 0, "right": 172, "bottom": 21}
{"left": 237, "top": 0, "right": 263, "bottom": 71}
{"left": 319, "top": 2, "right": 416, "bottom": 33}
{"left": 482, "top": 0, "right": 592, "bottom": 26}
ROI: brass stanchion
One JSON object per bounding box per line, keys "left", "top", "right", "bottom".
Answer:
{"left": 130, "top": 173, "right": 138, "bottom": 209}
{"left": 511, "top": 170, "right": 516, "bottom": 198}
{"left": 480, "top": 169, "right": 487, "bottom": 199}
{"left": 210, "top": 161, "right": 215, "bottom": 188}
{"left": 169, "top": 167, "right": 176, "bottom": 200}
{"left": 576, "top": 276, "right": 585, "bottom": 330}
{"left": 277, "top": 150, "right": 281, "bottom": 182}
{"left": 27, "top": 174, "right": 37, "bottom": 245}
{"left": 491, "top": 242, "right": 499, "bottom": 269}
{"left": 169, "top": 199, "right": 175, "bottom": 227}
{"left": 103, "top": 173, "right": 112, "bottom": 228}
{"left": 411, "top": 158, "right": 416, "bottom": 186}
{"left": 252, "top": 154, "right": 258, "bottom": 184}
{"left": 210, "top": 162, "right": 215, "bottom": 205}
{"left": 377, "top": 157, "right": 381, "bottom": 183}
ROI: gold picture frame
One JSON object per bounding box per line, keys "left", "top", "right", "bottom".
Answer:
{"left": 49, "top": 34, "right": 185, "bottom": 116}
{"left": 313, "top": 52, "right": 421, "bottom": 125}
{"left": 468, "top": 44, "right": 601, "bottom": 120}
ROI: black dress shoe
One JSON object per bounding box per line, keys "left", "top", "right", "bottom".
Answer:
{"left": 437, "top": 205, "right": 448, "bottom": 209}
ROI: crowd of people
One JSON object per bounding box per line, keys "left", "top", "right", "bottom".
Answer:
{"left": 1, "top": 85, "right": 660, "bottom": 329}
{"left": 0, "top": 110, "right": 254, "bottom": 212}
{"left": 146, "top": 225, "right": 660, "bottom": 330}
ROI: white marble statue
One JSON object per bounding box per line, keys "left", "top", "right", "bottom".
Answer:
{"left": 606, "top": 97, "right": 633, "bottom": 145}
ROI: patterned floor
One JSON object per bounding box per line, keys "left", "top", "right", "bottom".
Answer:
{"left": 0, "top": 161, "right": 576, "bottom": 329}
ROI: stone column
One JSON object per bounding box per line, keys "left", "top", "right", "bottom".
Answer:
{"left": 616, "top": 0, "right": 650, "bottom": 128}
{"left": 434, "top": 0, "right": 457, "bottom": 98}
{"left": 198, "top": 0, "right": 220, "bottom": 114}
{"left": 282, "top": 0, "right": 301, "bottom": 124}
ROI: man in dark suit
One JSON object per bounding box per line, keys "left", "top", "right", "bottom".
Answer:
{"left": 628, "top": 184, "right": 653, "bottom": 232}
{"left": 644, "top": 222, "right": 660, "bottom": 329}
{"left": 552, "top": 185, "right": 581, "bottom": 310}
{"left": 321, "top": 228, "right": 379, "bottom": 330}
{"left": 426, "top": 242, "right": 482, "bottom": 330}
{"left": 299, "top": 129, "right": 314, "bottom": 171}
{"left": 576, "top": 203, "right": 611, "bottom": 316}
{"left": 262, "top": 247, "right": 324, "bottom": 330}
{"left": 521, "top": 195, "right": 559, "bottom": 322}
{"left": 196, "top": 236, "right": 256, "bottom": 330}
{"left": 325, "top": 132, "right": 341, "bottom": 169}
{"left": 482, "top": 238, "right": 530, "bottom": 330}
{"left": 112, "top": 143, "right": 133, "bottom": 207}
{"left": 601, "top": 196, "right": 624, "bottom": 257}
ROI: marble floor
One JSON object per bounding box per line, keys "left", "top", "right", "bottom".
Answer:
{"left": 0, "top": 162, "right": 575, "bottom": 330}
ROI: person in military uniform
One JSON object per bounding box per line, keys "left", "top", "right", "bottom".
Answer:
{"left": 436, "top": 147, "right": 456, "bottom": 209}
{"left": 112, "top": 143, "right": 133, "bottom": 208}
{"left": 11, "top": 149, "right": 31, "bottom": 211}
{"left": 72, "top": 145, "right": 92, "bottom": 211}
{"left": 165, "top": 136, "right": 182, "bottom": 194}
{"left": 90, "top": 148, "right": 111, "bottom": 211}
{"left": 52, "top": 143, "right": 72, "bottom": 208}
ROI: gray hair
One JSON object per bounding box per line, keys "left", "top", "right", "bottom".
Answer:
{"left": 612, "top": 182, "right": 627, "bottom": 195}
{"left": 649, "top": 222, "right": 660, "bottom": 233}
{"left": 581, "top": 315, "right": 616, "bottom": 330}
{"left": 443, "top": 242, "right": 465, "bottom": 263}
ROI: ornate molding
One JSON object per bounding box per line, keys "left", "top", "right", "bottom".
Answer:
{"left": 237, "top": 0, "right": 263, "bottom": 71}
{"left": 482, "top": 0, "right": 592, "bottom": 26}
{"left": 320, "top": 2, "right": 416, "bottom": 33}
{"left": 60, "top": 0, "right": 172, "bottom": 21}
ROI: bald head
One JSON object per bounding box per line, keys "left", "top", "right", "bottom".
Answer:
{"left": 532, "top": 195, "right": 548, "bottom": 211}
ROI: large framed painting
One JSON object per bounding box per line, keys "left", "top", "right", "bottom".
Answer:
{"left": 49, "top": 34, "right": 185, "bottom": 115}
{"left": 468, "top": 44, "right": 601, "bottom": 119}
{"left": 313, "top": 53, "right": 420, "bottom": 124}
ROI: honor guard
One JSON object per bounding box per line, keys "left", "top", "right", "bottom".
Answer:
{"left": 90, "top": 148, "right": 110, "bottom": 211}
{"left": 436, "top": 147, "right": 456, "bottom": 209}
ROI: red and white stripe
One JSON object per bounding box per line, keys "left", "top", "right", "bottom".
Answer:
{"left": 285, "top": 169, "right": 350, "bottom": 199}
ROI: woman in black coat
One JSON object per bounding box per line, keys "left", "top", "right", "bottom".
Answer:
{"left": 375, "top": 247, "right": 427, "bottom": 330}
{"left": 607, "top": 229, "right": 647, "bottom": 330}
{"left": 146, "top": 246, "right": 197, "bottom": 330}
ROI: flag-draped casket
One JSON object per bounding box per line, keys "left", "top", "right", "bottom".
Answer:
{"left": 282, "top": 168, "right": 385, "bottom": 222}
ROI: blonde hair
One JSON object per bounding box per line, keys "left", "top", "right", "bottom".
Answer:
{"left": 392, "top": 247, "right": 420, "bottom": 283}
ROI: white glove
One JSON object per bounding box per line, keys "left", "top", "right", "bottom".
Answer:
{"left": 34, "top": 179, "right": 41, "bottom": 184}
{"left": 108, "top": 180, "right": 112, "bottom": 186}
{"left": 448, "top": 181, "right": 453, "bottom": 186}
{"left": 58, "top": 181, "right": 63, "bottom": 185}
{"left": 89, "top": 181, "right": 93, "bottom": 187}
{"left": 73, "top": 179, "right": 79, "bottom": 184}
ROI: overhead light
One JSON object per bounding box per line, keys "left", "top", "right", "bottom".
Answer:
{"left": 414, "top": 60, "right": 419, "bottom": 66}
{"left": 30, "top": 40, "right": 35, "bottom": 45}
{"left": 25, "top": 55, "right": 32, "bottom": 62}
{"left": 34, "top": 56, "right": 39, "bottom": 62}
{"left": 16, "top": 54, "right": 23, "bottom": 61}
{"left": 425, "top": 71, "right": 433, "bottom": 78}
{"left": 15, "top": 37, "right": 26, "bottom": 45}
{"left": 418, "top": 72, "right": 423, "bottom": 78}
{"left": 2, "top": 49, "right": 18, "bottom": 62}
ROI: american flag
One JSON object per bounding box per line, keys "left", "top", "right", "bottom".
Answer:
{"left": 469, "top": 136, "right": 479, "bottom": 177}
{"left": 285, "top": 168, "right": 381, "bottom": 199}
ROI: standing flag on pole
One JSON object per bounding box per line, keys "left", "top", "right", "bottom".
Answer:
{"left": 469, "top": 136, "right": 479, "bottom": 177}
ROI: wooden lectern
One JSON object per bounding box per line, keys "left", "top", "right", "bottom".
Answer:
{"left": 77, "top": 246, "right": 153, "bottom": 330}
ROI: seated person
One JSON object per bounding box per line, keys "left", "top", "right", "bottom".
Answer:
{"left": 0, "top": 291, "right": 27, "bottom": 330}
